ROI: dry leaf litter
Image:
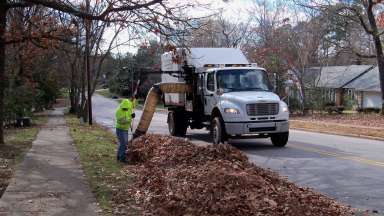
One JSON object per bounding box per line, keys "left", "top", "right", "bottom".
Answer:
{"left": 112, "top": 134, "right": 354, "bottom": 216}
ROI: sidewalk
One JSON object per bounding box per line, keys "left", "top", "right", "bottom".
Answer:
{"left": 0, "top": 108, "right": 101, "bottom": 215}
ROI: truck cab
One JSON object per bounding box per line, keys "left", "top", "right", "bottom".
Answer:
{"left": 162, "top": 48, "right": 289, "bottom": 147}
{"left": 202, "top": 66, "right": 289, "bottom": 146}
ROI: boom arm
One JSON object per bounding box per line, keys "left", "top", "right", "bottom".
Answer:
{"left": 132, "top": 82, "right": 192, "bottom": 139}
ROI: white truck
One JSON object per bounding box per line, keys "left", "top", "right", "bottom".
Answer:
{"left": 159, "top": 48, "right": 289, "bottom": 146}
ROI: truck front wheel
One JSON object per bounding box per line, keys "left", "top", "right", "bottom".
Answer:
{"left": 211, "top": 117, "right": 226, "bottom": 145}
{"left": 271, "top": 132, "right": 289, "bottom": 147}
{"left": 168, "top": 111, "right": 188, "bottom": 137}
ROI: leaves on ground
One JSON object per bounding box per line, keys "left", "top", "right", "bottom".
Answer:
{"left": 292, "top": 113, "right": 384, "bottom": 128}
{"left": 110, "top": 134, "right": 355, "bottom": 216}
{"left": 291, "top": 114, "right": 384, "bottom": 139}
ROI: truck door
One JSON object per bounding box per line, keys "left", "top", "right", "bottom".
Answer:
{"left": 204, "top": 71, "right": 217, "bottom": 115}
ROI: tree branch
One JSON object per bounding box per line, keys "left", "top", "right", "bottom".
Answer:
{"left": 5, "top": 34, "right": 75, "bottom": 45}
{"left": 6, "top": 2, "right": 34, "bottom": 8}
{"left": 354, "top": 51, "right": 376, "bottom": 58}
{"left": 348, "top": 6, "right": 373, "bottom": 34}
{"left": 22, "top": 0, "right": 163, "bottom": 21}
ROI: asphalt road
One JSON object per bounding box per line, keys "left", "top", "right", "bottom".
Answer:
{"left": 93, "top": 94, "right": 384, "bottom": 212}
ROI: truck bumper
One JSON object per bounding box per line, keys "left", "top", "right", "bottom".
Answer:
{"left": 224, "top": 120, "right": 289, "bottom": 136}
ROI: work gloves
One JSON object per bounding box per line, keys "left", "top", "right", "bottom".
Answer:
{"left": 118, "top": 118, "right": 129, "bottom": 124}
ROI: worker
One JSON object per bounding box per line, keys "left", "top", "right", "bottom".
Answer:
{"left": 115, "top": 96, "right": 136, "bottom": 163}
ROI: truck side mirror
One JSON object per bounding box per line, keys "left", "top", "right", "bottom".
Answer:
{"left": 216, "top": 88, "right": 224, "bottom": 96}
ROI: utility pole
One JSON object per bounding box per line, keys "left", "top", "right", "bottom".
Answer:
{"left": 85, "top": 0, "right": 92, "bottom": 125}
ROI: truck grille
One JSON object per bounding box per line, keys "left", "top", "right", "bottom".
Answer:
{"left": 246, "top": 103, "right": 279, "bottom": 116}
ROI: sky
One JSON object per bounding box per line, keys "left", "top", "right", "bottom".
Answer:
{"left": 105, "top": 0, "right": 305, "bottom": 55}
{"left": 105, "top": 0, "right": 255, "bottom": 55}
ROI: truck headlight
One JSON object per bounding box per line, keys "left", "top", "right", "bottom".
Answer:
{"left": 224, "top": 108, "right": 240, "bottom": 114}
{"left": 282, "top": 106, "right": 289, "bottom": 112}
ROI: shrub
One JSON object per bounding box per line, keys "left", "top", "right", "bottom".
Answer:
{"left": 357, "top": 108, "right": 381, "bottom": 113}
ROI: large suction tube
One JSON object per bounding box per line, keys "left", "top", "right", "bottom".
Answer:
{"left": 132, "top": 83, "right": 192, "bottom": 139}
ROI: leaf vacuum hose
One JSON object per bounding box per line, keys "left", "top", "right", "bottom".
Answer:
{"left": 132, "top": 83, "right": 191, "bottom": 139}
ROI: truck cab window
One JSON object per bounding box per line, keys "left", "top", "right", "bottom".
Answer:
{"left": 207, "top": 72, "right": 215, "bottom": 91}
{"left": 216, "top": 69, "right": 272, "bottom": 92}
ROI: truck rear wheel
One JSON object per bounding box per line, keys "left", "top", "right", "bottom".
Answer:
{"left": 168, "top": 111, "right": 188, "bottom": 137}
{"left": 211, "top": 117, "right": 226, "bottom": 145}
{"left": 271, "top": 132, "right": 289, "bottom": 147}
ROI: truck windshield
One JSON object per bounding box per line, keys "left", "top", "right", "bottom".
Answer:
{"left": 216, "top": 69, "right": 272, "bottom": 92}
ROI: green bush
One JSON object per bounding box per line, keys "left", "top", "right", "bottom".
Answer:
{"left": 357, "top": 107, "right": 381, "bottom": 113}
{"left": 33, "top": 71, "right": 59, "bottom": 111}
{"left": 4, "top": 84, "right": 34, "bottom": 119}
{"left": 4, "top": 71, "right": 60, "bottom": 124}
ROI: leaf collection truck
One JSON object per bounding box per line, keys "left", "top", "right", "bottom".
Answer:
{"left": 133, "top": 48, "right": 289, "bottom": 146}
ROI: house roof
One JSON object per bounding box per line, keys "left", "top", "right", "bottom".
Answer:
{"left": 314, "top": 65, "right": 374, "bottom": 88}
{"left": 344, "top": 66, "right": 381, "bottom": 92}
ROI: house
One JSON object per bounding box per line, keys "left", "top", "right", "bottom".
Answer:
{"left": 344, "top": 66, "right": 382, "bottom": 109}
{"left": 306, "top": 65, "right": 382, "bottom": 109}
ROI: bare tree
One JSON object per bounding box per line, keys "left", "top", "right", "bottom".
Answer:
{"left": 294, "top": 0, "right": 384, "bottom": 114}
{"left": 186, "top": 14, "right": 252, "bottom": 48}
{"left": 0, "top": 0, "right": 207, "bottom": 145}
{"left": 245, "top": 0, "right": 291, "bottom": 94}
{"left": 285, "top": 14, "right": 331, "bottom": 113}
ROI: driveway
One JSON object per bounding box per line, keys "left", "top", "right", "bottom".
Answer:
{"left": 93, "top": 94, "right": 384, "bottom": 212}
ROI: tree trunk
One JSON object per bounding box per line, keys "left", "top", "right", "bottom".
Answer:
{"left": 69, "top": 88, "right": 76, "bottom": 113}
{"left": 371, "top": 35, "right": 384, "bottom": 115}
{"left": 376, "top": 51, "right": 384, "bottom": 115}
{"left": 69, "top": 62, "right": 77, "bottom": 113}
{"left": 366, "top": 1, "right": 384, "bottom": 114}
{"left": 85, "top": 0, "right": 92, "bottom": 125}
{"left": 80, "top": 53, "right": 86, "bottom": 120}
{"left": 0, "top": 3, "right": 7, "bottom": 145}
{"left": 300, "top": 85, "right": 308, "bottom": 116}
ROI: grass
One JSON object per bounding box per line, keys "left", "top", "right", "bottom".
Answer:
{"left": 290, "top": 120, "right": 384, "bottom": 140}
{"left": 0, "top": 115, "right": 48, "bottom": 197}
{"left": 66, "top": 115, "right": 139, "bottom": 215}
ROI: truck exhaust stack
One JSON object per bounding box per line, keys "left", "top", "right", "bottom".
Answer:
{"left": 133, "top": 83, "right": 192, "bottom": 139}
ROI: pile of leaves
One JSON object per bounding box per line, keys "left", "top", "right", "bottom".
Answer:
{"left": 114, "top": 134, "right": 354, "bottom": 216}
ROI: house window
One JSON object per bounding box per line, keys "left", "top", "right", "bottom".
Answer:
{"left": 327, "top": 89, "right": 335, "bottom": 102}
